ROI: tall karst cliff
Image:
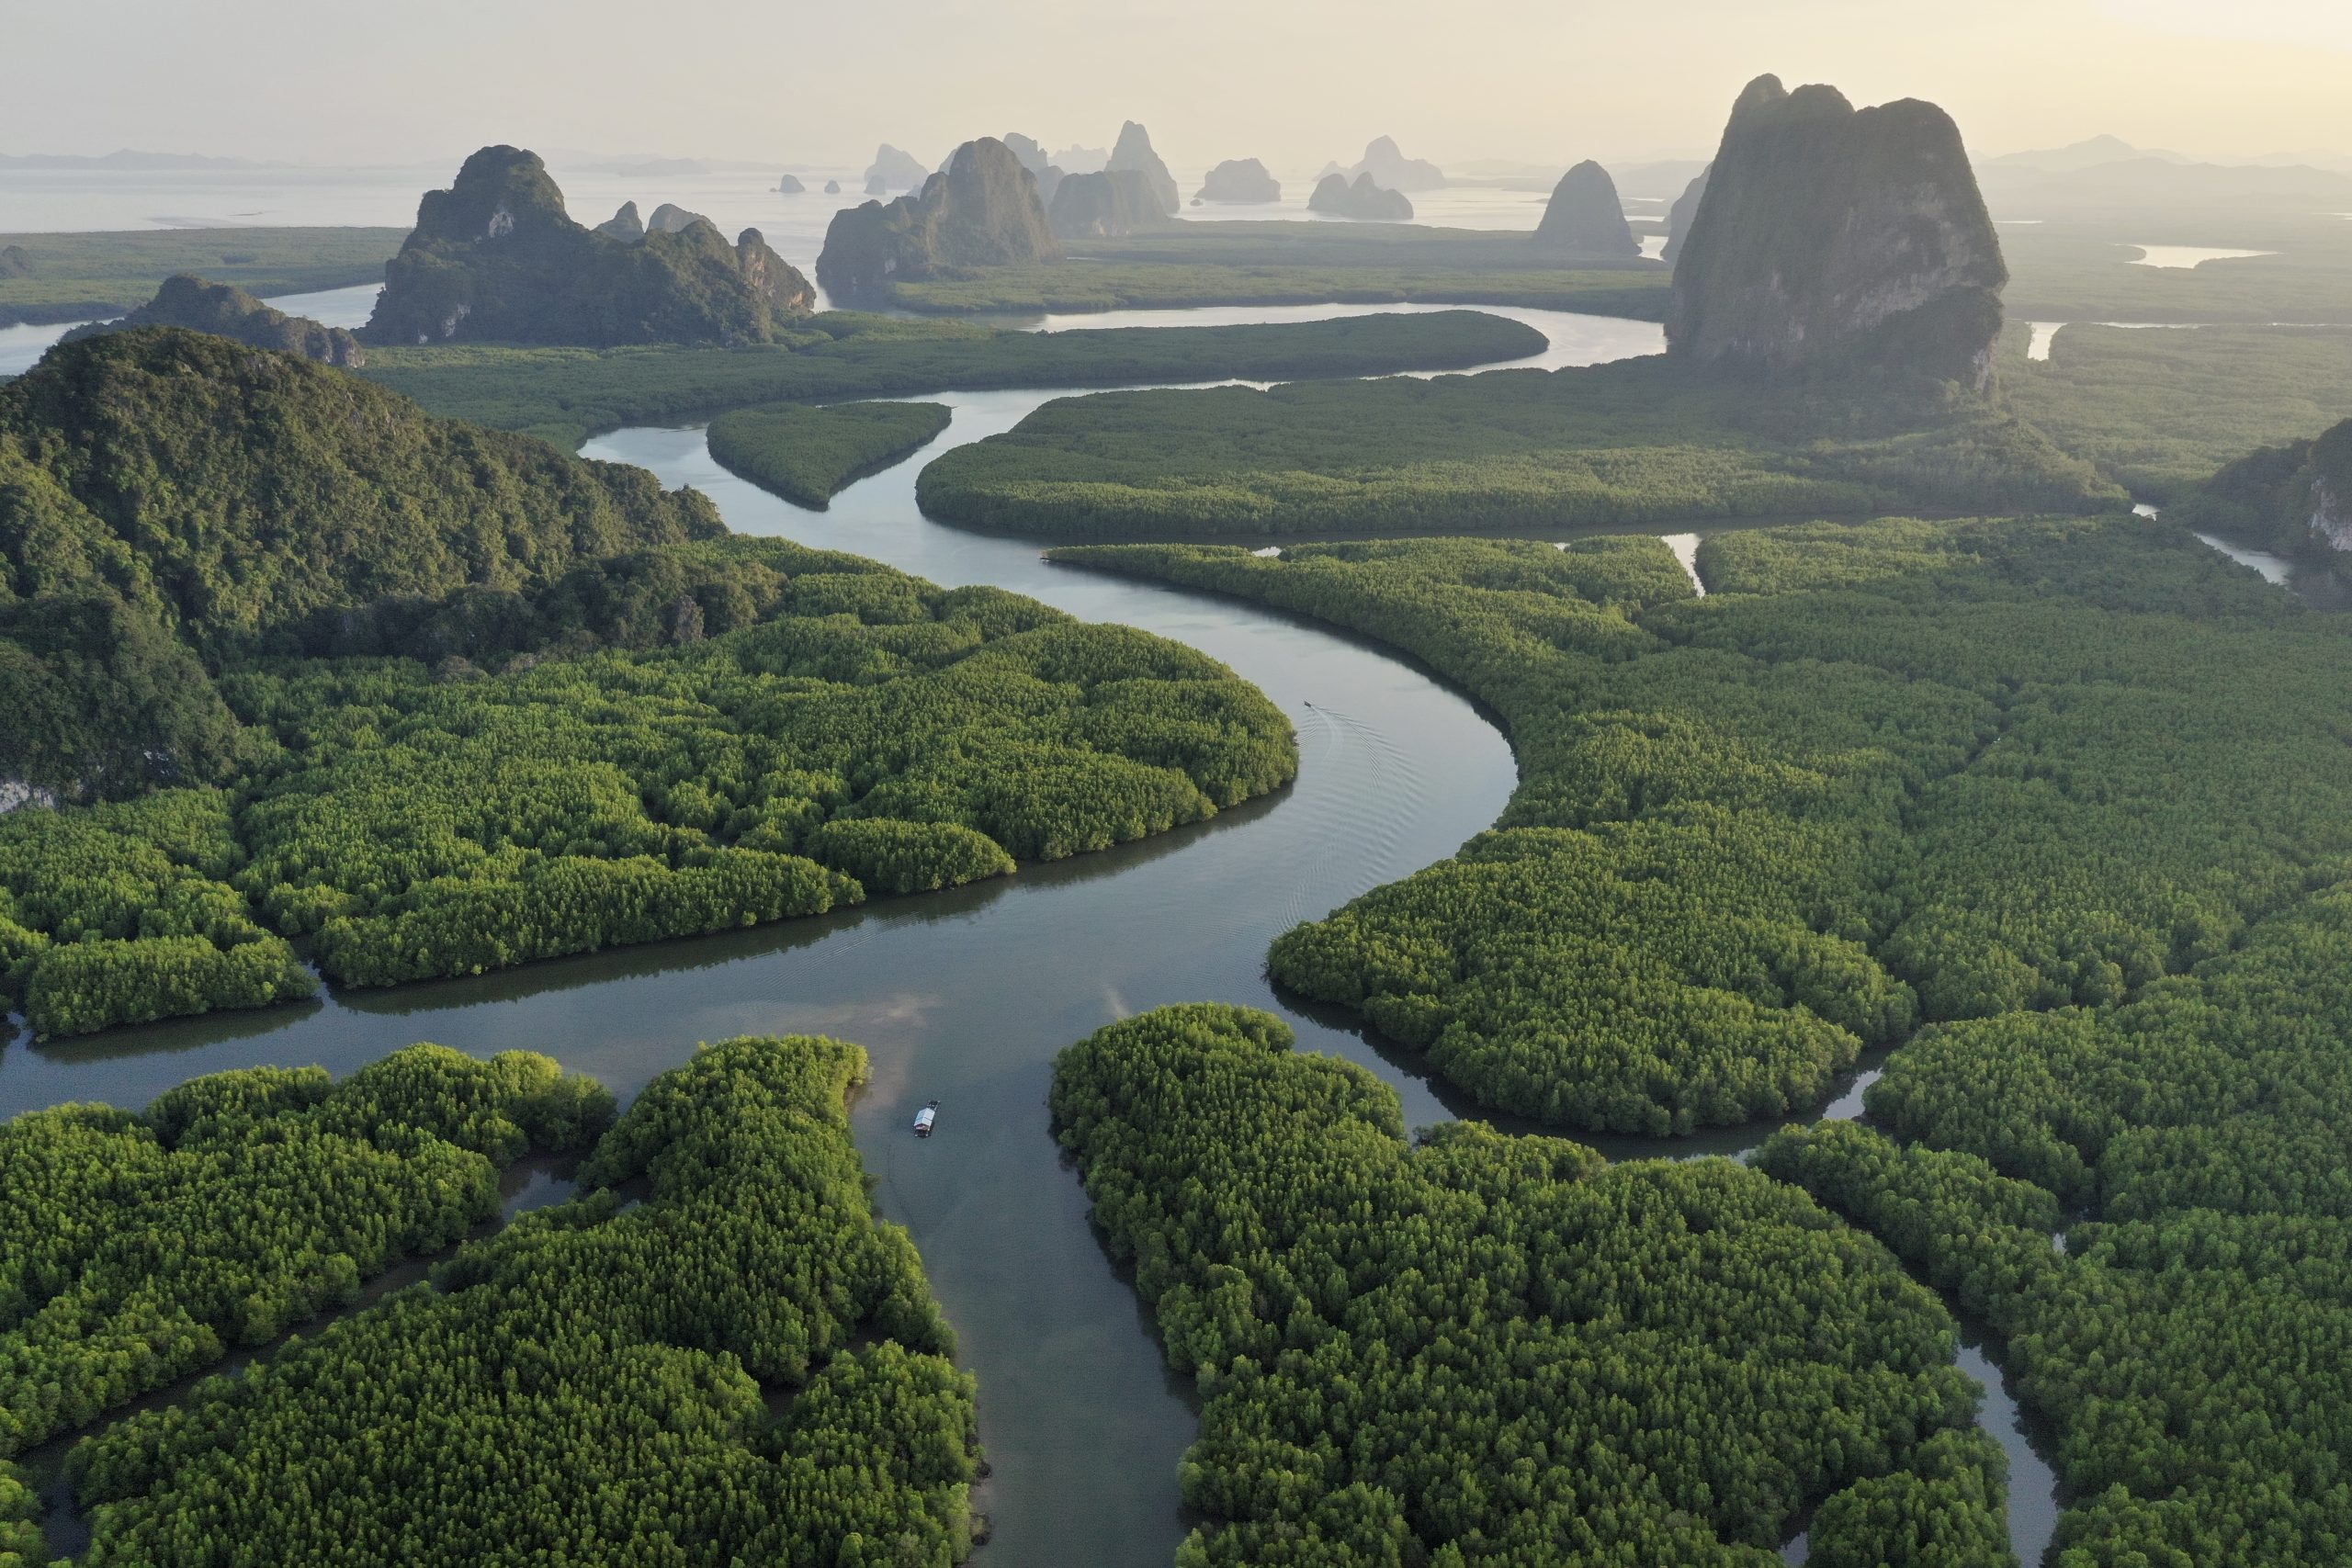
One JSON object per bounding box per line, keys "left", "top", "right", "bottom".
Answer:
{"left": 817, "top": 137, "right": 1061, "bottom": 298}
{"left": 1666, "top": 76, "right": 2006, "bottom": 386}
{"left": 364, "top": 147, "right": 812, "bottom": 346}
{"left": 1532, "top": 161, "right": 1639, "bottom": 257}
{"left": 1107, "top": 121, "right": 1181, "bottom": 215}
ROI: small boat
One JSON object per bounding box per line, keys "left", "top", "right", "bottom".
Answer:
{"left": 912, "top": 1100, "right": 939, "bottom": 1137}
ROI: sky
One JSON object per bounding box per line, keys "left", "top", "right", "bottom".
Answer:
{"left": 7, "top": 0, "right": 2352, "bottom": 175}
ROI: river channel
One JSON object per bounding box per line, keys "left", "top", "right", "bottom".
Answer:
{"left": 3, "top": 304, "right": 2075, "bottom": 1563}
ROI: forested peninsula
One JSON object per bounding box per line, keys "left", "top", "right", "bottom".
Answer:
{"left": 361, "top": 308, "right": 1544, "bottom": 450}
{"left": 1052, "top": 1003, "right": 2013, "bottom": 1565}
{"left": 921, "top": 359, "right": 2120, "bottom": 537}
{"left": 0, "top": 328, "right": 1295, "bottom": 1039}
{"left": 25, "top": 1037, "right": 982, "bottom": 1565}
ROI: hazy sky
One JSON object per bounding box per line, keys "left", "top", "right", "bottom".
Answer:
{"left": 9, "top": 0, "right": 2352, "bottom": 173}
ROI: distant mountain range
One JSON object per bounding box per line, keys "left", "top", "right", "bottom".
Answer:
{"left": 0, "top": 150, "right": 257, "bottom": 170}
{"left": 1980, "top": 133, "right": 2352, "bottom": 175}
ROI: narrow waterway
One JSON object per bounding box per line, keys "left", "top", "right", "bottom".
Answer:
{"left": 2, "top": 303, "right": 2062, "bottom": 1564}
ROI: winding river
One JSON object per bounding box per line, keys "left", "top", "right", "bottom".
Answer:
{"left": 1, "top": 305, "right": 2068, "bottom": 1564}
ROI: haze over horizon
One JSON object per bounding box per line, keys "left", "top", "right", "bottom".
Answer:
{"left": 9, "top": 0, "right": 2352, "bottom": 176}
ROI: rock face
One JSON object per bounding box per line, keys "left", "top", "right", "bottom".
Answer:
{"left": 734, "top": 228, "right": 815, "bottom": 315}
{"left": 1309, "top": 173, "right": 1414, "bottom": 221}
{"left": 1344, "top": 136, "right": 1445, "bottom": 191}
{"left": 1108, "top": 121, "right": 1180, "bottom": 215}
{"left": 865, "top": 144, "right": 930, "bottom": 189}
{"left": 1533, "top": 161, "right": 1639, "bottom": 256}
{"left": 777, "top": 174, "right": 806, "bottom": 194}
{"left": 997, "top": 135, "right": 1066, "bottom": 205}
{"left": 865, "top": 174, "right": 888, "bottom": 196}
{"left": 818, "top": 137, "right": 1061, "bottom": 298}
{"left": 1661, "top": 166, "right": 1710, "bottom": 266}
{"left": 62, "top": 274, "right": 368, "bottom": 367}
{"left": 1199, "top": 159, "right": 1281, "bottom": 203}
{"left": 646, "top": 203, "right": 710, "bottom": 235}
{"left": 2183, "top": 418, "right": 2352, "bottom": 557}
{"left": 1048, "top": 170, "right": 1171, "bottom": 239}
{"left": 364, "top": 146, "right": 814, "bottom": 346}
{"left": 594, "top": 201, "right": 646, "bottom": 243}
{"left": 1667, "top": 75, "right": 2006, "bottom": 386}
{"left": 1001, "top": 133, "right": 1051, "bottom": 178}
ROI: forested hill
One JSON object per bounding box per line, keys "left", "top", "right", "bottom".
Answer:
{"left": 0, "top": 327, "right": 720, "bottom": 799}
{"left": 0, "top": 327, "right": 720, "bottom": 659}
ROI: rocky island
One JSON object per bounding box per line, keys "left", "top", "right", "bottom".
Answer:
{"left": 818, "top": 136, "right": 1060, "bottom": 298}
{"left": 776, "top": 174, "right": 805, "bottom": 193}
{"left": 592, "top": 201, "right": 645, "bottom": 242}
{"left": 1309, "top": 172, "right": 1414, "bottom": 221}
{"left": 1661, "top": 165, "right": 1710, "bottom": 265}
{"left": 1338, "top": 135, "right": 1446, "bottom": 191}
{"left": 646, "top": 203, "right": 711, "bottom": 235}
{"left": 1197, "top": 159, "right": 1280, "bottom": 203}
{"left": 1000, "top": 131, "right": 1064, "bottom": 203}
{"left": 1107, "top": 121, "right": 1180, "bottom": 214}
{"left": 1048, "top": 169, "right": 1172, "bottom": 239}
{"left": 864, "top": 143, "right": 930, "bottom": 190}
{"left": 1532, "top": 161, "right": 1639, "bottom": 257}
{"left": 60, "top": 274, "right": 368, "bottom": 365}
{"left": 1666, "top": 74, "right": 2006, "bottom": 387}
{"left": 363, "top": 146, "right": 813, "bottom": 346}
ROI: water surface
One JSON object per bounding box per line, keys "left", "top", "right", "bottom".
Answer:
{"left": 2127, "top": 244, "right": 2276, "bottom": 268}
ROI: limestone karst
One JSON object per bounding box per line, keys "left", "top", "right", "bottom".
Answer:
{"left": 865, "top": 143, "right": 931, "bottom": 189}
{"left": 1107, "top": 122, "right": 1180, "bottom": 214}
{"left": 1309, "top": 172, "right": 1414, "bottom": 221}
{"left": 1532, "top": 161, "right": 1639, "bottom": 257}
{"left": 1661, "top": 165, "right": 1710, "bottom": 265}
{"left": 646, "top": 203, "right": 711, "bottom": 235}
{"left": 1198, "top": 159, "right": 1281, "bottom": 203}
{"left": 818, "top": 136, "right": 1062, "bottom": 298}
{"left": 364, "top": 146, "right": 813, "bottom": 345}
{"left": 777, "top": 174, "right": 806, "bottom": 193}
{"left": 1048, "top": 169, "right": 1172, "bottom": 239}
{"left": 1001, "top": 133, "right": 1051, "bottom": 177}
{"left": 592, "top": 201, "right": 645, "bottom": 242}
{"left": 1342, "top": 136, "right": 1445, "bottom": 191}
{"left": 61, "top": 274, "right": 368, "bottom": 366}
{"left": 1666, "top": 74, "right": 2007, "bottom": 386}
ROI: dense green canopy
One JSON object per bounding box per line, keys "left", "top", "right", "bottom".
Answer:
{"left": 1055, "top": 518, "right": 2348, "bottom": 1133}
{"left": 919, "top": 359, "right": 2120, "bottom": 539}
{"left": 67, "top": 1036, "right": 979, "bottom": 1566}
{"left": 707, "top": 400, "right": 952, "bottom": 507}
{"left": 1051, "top": 1003, "right": 2008, "bottom": 1566}
{"left": 0, "top": 1044, "right": 610, "bottom": 1456}
{"left": 1060, "top": 516, "right": 2352, "bottom": 1560}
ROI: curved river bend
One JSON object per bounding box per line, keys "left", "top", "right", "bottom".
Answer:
{"left": 0, "top": 306, "right": 2063, "bottom": 1565}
